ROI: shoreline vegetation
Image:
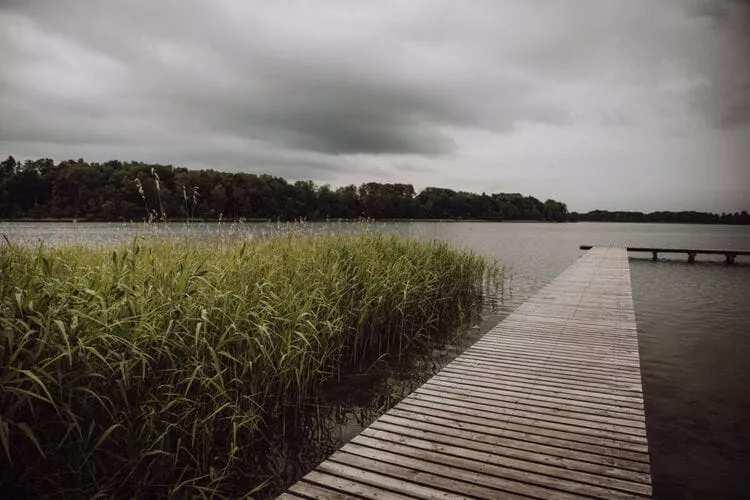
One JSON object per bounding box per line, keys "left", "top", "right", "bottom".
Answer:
{"left": 3, "top": 217, "right": 749, "bottom": 225}
{"left": 0, "top": 229, "right": 500, "bottom": 497}
{"left": 0, "top": 157, "right": 567, "bottom": 222}
{"left": 1, "top": 157, "right": 748, "bottom": 225}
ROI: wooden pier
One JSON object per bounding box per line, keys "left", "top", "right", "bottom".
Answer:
{"left": 580, "top": 245, "right": 749, "bottom": 264}
{"left": 280, "top": 247, "right": 651, "bottom": 499}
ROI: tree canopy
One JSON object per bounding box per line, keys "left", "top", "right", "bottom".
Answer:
{"left": 1, "top": 157, "right": 746, "bottom": 224}
{"left": 569, "top": 209, "right": 750, "bottom": 225}
{"left": 0, "top": 157, "right": 568, "bottom": 222}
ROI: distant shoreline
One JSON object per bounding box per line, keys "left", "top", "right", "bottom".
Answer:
{"left": 2, "top": 218, "right": 748, "bottom": 226}
{"left": 3, "top": 158, "right": 746, "bottom": 224}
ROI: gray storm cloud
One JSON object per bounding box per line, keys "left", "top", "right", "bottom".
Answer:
{"left": 1, "top": 0, "right": 748, "bottom": 211}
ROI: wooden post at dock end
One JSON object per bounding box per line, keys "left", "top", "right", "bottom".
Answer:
{"left": 652, "top": 251, "right": 658, "bottom": 261}
{"left": 726, "top": 252, "right": 736, "bottom": 265}
{"left": 687, "top": 251, "right": 696, "bottom": 263}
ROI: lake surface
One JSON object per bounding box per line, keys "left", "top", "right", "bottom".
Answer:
{"left": 2, "top": 221, "right": 749, "bottom": 498}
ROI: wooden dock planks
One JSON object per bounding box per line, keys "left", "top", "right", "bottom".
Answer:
{"left": 281, "top": 246, "right": 651, "bottom": 499}
{"left": 579, "top": 244, "right": 749, "bottom": 264}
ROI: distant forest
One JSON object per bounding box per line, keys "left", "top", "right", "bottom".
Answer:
{"left": 0, "top": 157, "right": 568, "bottom": 221}
{"left": 569, "top": 209, "right": 750, "bottom": 225}
{"left": 0, "top": 157, "right": 747, "bottom": 224}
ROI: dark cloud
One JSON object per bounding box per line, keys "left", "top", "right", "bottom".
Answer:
{"left": 684, "top": 0, "right": 750, "bottom": 128}
{"left": 0, "top": 0, "right": 749, "bottom": 211}
{"left": 0, "top": 0, "right": 572, "bottom": 155}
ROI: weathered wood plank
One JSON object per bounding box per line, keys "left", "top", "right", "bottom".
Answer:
{"left": 442, "top": 362, "right": 645, "bottom": 393}
{"left": 452, "top": 356, "right": 644, "bottom": 384}
{"left": 379, "top": 411, "right": 651, "bottom": 473}
{"left": 351, "top": 431, "right": 652, "bottom": 497}
{"left": 416, "top": 384, "right": 647, "bottom": 428}
{"left": 324, "top": 453, "right": 522, "bottom": 499}
{"left": 436, "top": 368, "right": 646, "bottom": 398}
{"left": 286, "top": 480, "right": 355, "bottom": 499}
{"left": 294, "top": 471, "right": 415, "bottom": 499}
{"left": 396, "top": 400, "right": 651, "bottom": 457}
{"left": 362, "top": 423, "right": 651, "bottom": 485}
{"left": 403, "top": 394, "right": 649, "bottom": 445}
{"left": 424, "top": 378, "right": 646, "bottom": 410}
{"left": 342, "top": 441, "right": 638, "bottom": 500}
{"left": 280, "top": 247, "right": 652, "bottom": 499}
{"left": 276, "top": 493, "right": 306, "bottom": 500}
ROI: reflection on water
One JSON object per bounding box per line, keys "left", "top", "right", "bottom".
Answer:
{"left": 3, "top": 221, "right": 750, "bottom": 498}
{"left": 632, "top": 260, "right": 750, "bottom": 499}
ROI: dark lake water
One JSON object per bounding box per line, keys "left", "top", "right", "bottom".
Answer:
{"left": 2, "top": 221, "right": 749, "bottom": 498}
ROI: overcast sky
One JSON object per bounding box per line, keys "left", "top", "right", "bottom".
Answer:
{"left": 1, "top": 0, "right": 749, "bottom": 212}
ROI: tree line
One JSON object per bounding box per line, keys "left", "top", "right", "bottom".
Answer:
{"left": 570, "top": 209, "right": 750, "bottom": 225}
{"left": 0, "top": 157, "right": 568, "bottom": 222}
{"left": 1, "top": 157, "right": 747, "bottom": 224}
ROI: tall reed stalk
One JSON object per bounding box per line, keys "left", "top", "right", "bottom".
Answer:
{"left": 0, "top": 231, "right": 499, "bottom": 497}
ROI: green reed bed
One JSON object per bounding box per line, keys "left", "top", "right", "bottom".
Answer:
{"left": 0, "top": 231, "right": 498, "bottom": 497}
